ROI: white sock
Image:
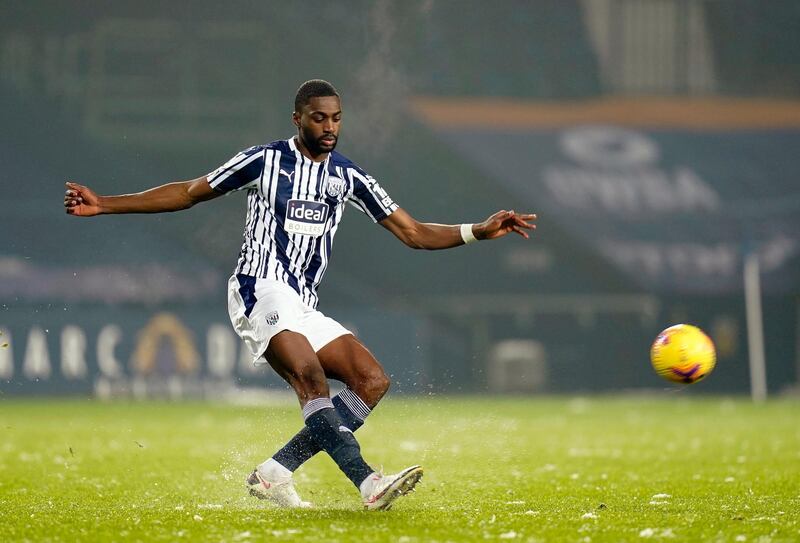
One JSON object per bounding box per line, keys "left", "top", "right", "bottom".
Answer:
{"left": 257, "top": 458, "right": 293, "bottom": 481}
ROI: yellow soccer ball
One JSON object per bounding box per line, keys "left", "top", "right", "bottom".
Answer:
{"left": 650, "top": 324, "right": 716, "bottom": 384}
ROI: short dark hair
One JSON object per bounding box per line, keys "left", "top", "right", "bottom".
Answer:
{"left": 294, "top": 79, "right": 340, "bottom": 112}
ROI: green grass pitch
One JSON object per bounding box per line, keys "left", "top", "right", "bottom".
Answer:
{"left": 1, "top": 396, "right": 798, "bottom": 542}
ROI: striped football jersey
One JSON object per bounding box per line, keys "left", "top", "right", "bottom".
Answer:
{"left": 207, "top": 137, "right": 398, "bottom": 308}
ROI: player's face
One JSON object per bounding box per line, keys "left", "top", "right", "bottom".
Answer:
{"left": 294, "top": 96, "right": 342, "bottom": 157}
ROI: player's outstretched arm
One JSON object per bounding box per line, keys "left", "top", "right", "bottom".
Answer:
{"left": 380, "top": 208, "right": 536, "bottom": 250}
{"left": 64, "top": 177, "right": 220, "bottom": 217}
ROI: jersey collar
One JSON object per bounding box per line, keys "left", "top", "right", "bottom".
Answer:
{"left": 288, "top": 136, "right": 331, "bottom": 165}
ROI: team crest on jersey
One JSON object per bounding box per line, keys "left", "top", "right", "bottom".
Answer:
{"left": 265, "top": 311, "right": 279, "bottom": 326}
{"left": 285, "top": 199, "right": 330, "bottom": 237}
{"left": 326, "top": 176, "right": 346, "bottom": 199}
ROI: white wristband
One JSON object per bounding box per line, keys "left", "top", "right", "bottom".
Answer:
{"left": 460, "top": 223, "right": 477, "bottom": 244}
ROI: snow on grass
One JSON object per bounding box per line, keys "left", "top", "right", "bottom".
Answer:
{"left": 639, "top": 528, "right": 675, "bottom": 538}
{"left": 1, "top": 397, "right": 798, "bottom": 542}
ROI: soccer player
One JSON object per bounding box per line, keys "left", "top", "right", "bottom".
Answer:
{"left": 64, "top": 79, "right": 536, "bottom": 511}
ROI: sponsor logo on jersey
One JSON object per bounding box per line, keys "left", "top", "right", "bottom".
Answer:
{"left": 285, "top": 199, "right": 330, "bottom": 237}
{"left": 265, "top": 311, "right": 279, "bottom": 326}
{"left": 326, "top": 176, "right": 346, "bottom": 199}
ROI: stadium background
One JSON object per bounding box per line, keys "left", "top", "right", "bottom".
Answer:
{"left": 2, "top": 0, "right": 799, "bottom": 398}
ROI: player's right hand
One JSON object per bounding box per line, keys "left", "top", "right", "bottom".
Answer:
{"left": 64, "top": 181, "right": 102, "bottom": 216}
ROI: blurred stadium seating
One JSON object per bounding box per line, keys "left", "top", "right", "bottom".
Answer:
{"left": 1, "top": 0, "right": 798, "bottom": 397}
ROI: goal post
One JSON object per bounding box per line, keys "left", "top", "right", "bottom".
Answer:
{"left": 744, "top": 250, "right": 768, "bottom": 402}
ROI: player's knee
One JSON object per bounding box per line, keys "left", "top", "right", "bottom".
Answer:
{"left": 361, "top": 366, "right": 390, "bottom": 402}
{"left": 374, "top": 369, "right": 391, "bottom": 396}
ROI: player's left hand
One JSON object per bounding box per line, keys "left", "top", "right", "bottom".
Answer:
{"left": 476, "top": 210, "right": 537, "bottom": 240}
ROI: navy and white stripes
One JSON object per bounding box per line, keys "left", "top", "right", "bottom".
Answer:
{"left": 207, "top": 146, "right": 263, "bottom": 193}
{"left": 302, "top": 397, "right": 335, "bottom": 420}
{"left": 338, "top": 388, "right": 371, "bottom": 421}
{"left": 300, "top": 389, "right": 370, "bottom": 423}
{"left": 207, "top": 137, "right": 398, "bottom": 309}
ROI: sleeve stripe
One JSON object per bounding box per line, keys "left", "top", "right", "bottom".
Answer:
{"left": 208, "top": 151, "right": 263, "bottom": 187}
{"left": 368, "top": 175, "right": 393, "bottom": 215}
{"left": 348, "top": 169, "right": 395, "bottom": 222}
{"left": 208, "top": 150, "right": 254, "bottom": 183}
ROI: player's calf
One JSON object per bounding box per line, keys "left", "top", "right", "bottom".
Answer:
{"left": 264, "top": 330, "right": 330, "bottom": 402}
{"left": 286, "top": 364, "right": 330, "bottom": 403}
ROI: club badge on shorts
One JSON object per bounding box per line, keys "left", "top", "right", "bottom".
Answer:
{"left": 265, "top": 311, "right": 279, "bottom": 326}
{"left": 285, "top": 199, "right": 329, "bottom": 237}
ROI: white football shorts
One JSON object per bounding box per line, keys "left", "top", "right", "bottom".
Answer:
{"left": 227, "top": 275, "right": 352, "bottom": 366}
